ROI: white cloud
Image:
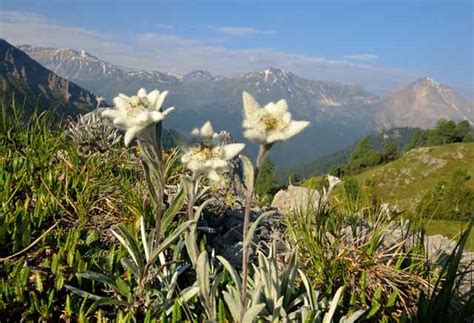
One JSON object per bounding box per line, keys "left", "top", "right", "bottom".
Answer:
{"left": 0, "top": 11, "right": 419, "bottom": 93}
{"left": 214, "top": 26, "right": 276, "bottom": 36}
{"left": 344, "top": 53, "right": 379, "bottom": 61}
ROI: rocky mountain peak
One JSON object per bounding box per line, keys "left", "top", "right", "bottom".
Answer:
{"left": 183, "top": 69, "right": 215, "bottom": 82}
{"left": 0, "top": 39, "right": 97, "bottom": 117}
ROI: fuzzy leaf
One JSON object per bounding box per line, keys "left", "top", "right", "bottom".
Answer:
{"left": 323, "top": 286, "right": 344, "bottom": 323}
{"left": 244, "top": 211, "right": 273, "bottom": 248}
{"left": 243, "top": 303, "right": 265, "bottom": 323}
{"left": 217, "top": 255, "right": 242, "bottom": 291}
{"left": 240, "top": 155, "right": 255, "bottom": 192}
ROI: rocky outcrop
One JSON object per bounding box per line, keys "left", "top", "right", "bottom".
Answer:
{"left": 271, "top": 185, "right": 321, "bottom": 215}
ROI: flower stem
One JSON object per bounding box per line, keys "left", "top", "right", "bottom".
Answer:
{"left": 186, "top": 173, "right": 200, "bottom": 265}
{"left": 151, "top": 124, "right": 164, "bottom": 245}
{"left": 240, "top": 144, "right": 268, "bottom": 322}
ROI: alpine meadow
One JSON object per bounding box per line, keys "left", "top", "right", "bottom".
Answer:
{"left": 0, "top": 1, "right": 473, "bottom": 322}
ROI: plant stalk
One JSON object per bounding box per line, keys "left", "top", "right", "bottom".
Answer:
{"left": 151, "top": 123, "right": 165, "bottom": 245}
{"left": 240, "top": 144, "right": 268, "bottom": 322}
{"left": 187, "top": 172, "right": 201, "bottom": 265}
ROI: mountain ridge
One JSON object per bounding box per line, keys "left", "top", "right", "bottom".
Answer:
{"left": 1, "top": 39, "right": 98, "bottom": 117}
{"left": 9, "top": 43, "right": 474, "bottom": 170}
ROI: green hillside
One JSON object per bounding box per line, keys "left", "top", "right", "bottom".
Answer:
{"left": 293, "top": 127, "right": 418, "bottom": 178}
{"left": 352, "top": 142, "right": 474, "bottom": 213}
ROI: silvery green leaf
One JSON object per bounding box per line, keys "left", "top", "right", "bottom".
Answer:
{"left": 240, "top": 155, "right": 255, "bottom": 191}
{"left": 340, "top": 309, "right": 366, "bottom": 323}
{"left": 299, "top": 269, "right": 320, "bottom": 311}
{"left": 223, "top": 290, "right": 242, "bottom": 322}
{"left": 165, "top": 271, "right": 180, "bottom": 300}
{"left": 76, "top": 271, "right": 116, "bottom": 288}
{"left": 161, "top": 187, "right": 185, "bottom": 237}
{"left": 110, "top": 227, "right": 144, "bottom": 273}
{"left": 148, "top": 220, "right": 193, "bottom": 265}
{"left": 64, "top": 284, "right": 103, "bottom": 301}
{"left": 185, "top": 231, "right": 199, "bottom": 267}
{"left": 217, "top": 255, "right": 241, "bottom": 290}
{"left": 166, "top": 285, "right": 199, "bottom": 316}
{"left": 197, "top": 251, "right": 211, "bottom": 304}
{"left": 243, "top": 211, "right": 273, "bottom": 248}
{"left": 242, "top": 303, "right": 265, "bottom": 323}
{"left": 140, "top": 217, "right": 150, "bottom": 262}
{"left": 121, "top": 258, "right": 140, "bottom": 278}
{"left": 323, "top": 286, "right": 344, "bottom": 323}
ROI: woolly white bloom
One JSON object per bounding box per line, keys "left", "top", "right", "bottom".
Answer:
{"left": 242, "top": 91, "right": 310, "bottom": 145}
{"left": 181, "top": 121, "right": 245, "bottom": 181}
{"left": 101, "top": 88, "right": 174, "bottom": 146}
{"left": 328, "top": 175, "right": 342, "bottom": 190}
{"left": 323, "top": 174, "right": 342, "bottom": 203}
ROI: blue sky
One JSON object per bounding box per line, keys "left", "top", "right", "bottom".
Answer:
{"left": 0, "top": 0, "right": 472, "bottom": 94}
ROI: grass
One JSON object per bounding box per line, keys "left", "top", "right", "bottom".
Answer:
{"left": 353, "top": 143, "right": 474, "bottom": 212}
{"left": 1, "top": 102, "right": 473, "bottom": 321}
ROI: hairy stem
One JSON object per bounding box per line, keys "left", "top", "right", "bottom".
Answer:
{"left": 186, "top": 173, "right": 201, "bottom": 265}
{"left": 151, "top": 124, "right": 164, "bottom": 245}
{"left": 240, "top": 144, "right": 268, "bottom": 321}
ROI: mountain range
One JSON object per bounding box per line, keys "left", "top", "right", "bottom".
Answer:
{"left": 1, "top": 40, "right": 472, "bottom": 170}
{"left": 0, "top": 40, "right": 97, "bottom": 117}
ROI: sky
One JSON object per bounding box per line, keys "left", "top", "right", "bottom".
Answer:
{"left": 0, "top": 0, "right": 473, "bottom": 94}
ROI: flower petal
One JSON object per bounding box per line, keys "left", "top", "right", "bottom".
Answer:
{"left": 147, "top": 90, "right": 160, "bottom": 106}
{"left": 161, "top": 107, "right": 174, "bottom": 116}
{"left": 222, "top": 143, "right": 245, "bottom": 160}
{"left": 266, "top": 131, "right": 287, "bottom": 143}
{"left": 242, "top": 91, "right": 260, "bottom": 119}
{"left": 101, "top": 108, "right": 122, "bottom": 119}
{"left": 149, "top": 111, "right": 165, "bottom": 122}
{"left": 113, "top": 97, "right": 129, "bottom": 109}
{"left": 201, "top": 121, "right": 214, "bottom": 137}
{"left": 124, "top": 127, "right": 141, "bottom": 146}
{"left": 265, "top": 99, "right": 288, "bottom": 116}
{"left": 206, "top": 169, "right": 221, "bottom": 182}
{"left": 243, "top": 129, "right": 267, "bottom": 145}
{"left": 135, "top": 111, "right": 151, "bottom": 125}
{"left": 283, "top": 120, "right": 310, "bottom": 139}
{"left": 137, "top": 88, "right": 147, "bottom": 97}
{"left": 154, "top": 91, "right": 169, "bottom": 110}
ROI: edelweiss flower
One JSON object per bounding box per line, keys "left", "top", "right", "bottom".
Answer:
{"left": 323, "top": 174, "right": 342, "bottom": 203}
{"left": 242, "top": 91, "right": 310, "bottom": 145}
{"left": 181, "top": 121, "right": 245, "bottom": 181}
{"left": 328, "top": 175, "right": 342, "bottom": 189}
{"left": 101, "top": 88, "right": 174, "bottom": 146}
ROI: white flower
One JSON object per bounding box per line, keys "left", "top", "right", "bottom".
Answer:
{"left": 242, "top": 91, "right": 310, "bottom": 145}
{"left": 101, "top": 88, "right": 174, "bottom": 146}
{"left": 323, "top": 174, "right": 342, "bottom": 203}
{"left": 327, "top": 175, "right": 342, "bottom": 190}
{"left": 181, "top": 121, "right": 245, "bottom": 181}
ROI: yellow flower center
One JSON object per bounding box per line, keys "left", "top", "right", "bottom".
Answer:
{"left": 261, "top": 116, "right": 280, "bottom": 131}
{"left": 128, "top": 96, "right": 149, "bottom": 109}
{"left": 191, "top": 145, "right": 223, "bottom": 161}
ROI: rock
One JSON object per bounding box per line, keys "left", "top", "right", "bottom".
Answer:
{"left": 271, "top": 185, "right": 320, "bottom": 215}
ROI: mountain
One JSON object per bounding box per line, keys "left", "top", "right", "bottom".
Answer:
{"left": 17, "top": 44, "right": 474, "bottom": 170}
{"left": 375, "top": 77, "right": 474, "bottom": 129}
{"left": 18, "top": 45, "right": 182, "bottom": 101}
{"left": 0, "top": 40, "right": 97, "bottom": 117}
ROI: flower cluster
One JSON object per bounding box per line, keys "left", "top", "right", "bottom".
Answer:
{"left": 181, "top": 121, "right": 245, "bottom": 181}
{"left": 102, "top": 88, "right": 309, "bottom": 183}
{"left": 102, "top": 88, "right": 174, "bottom": 146}
{"left": 242, "top": 91, "right": 309, "bottom": 145}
